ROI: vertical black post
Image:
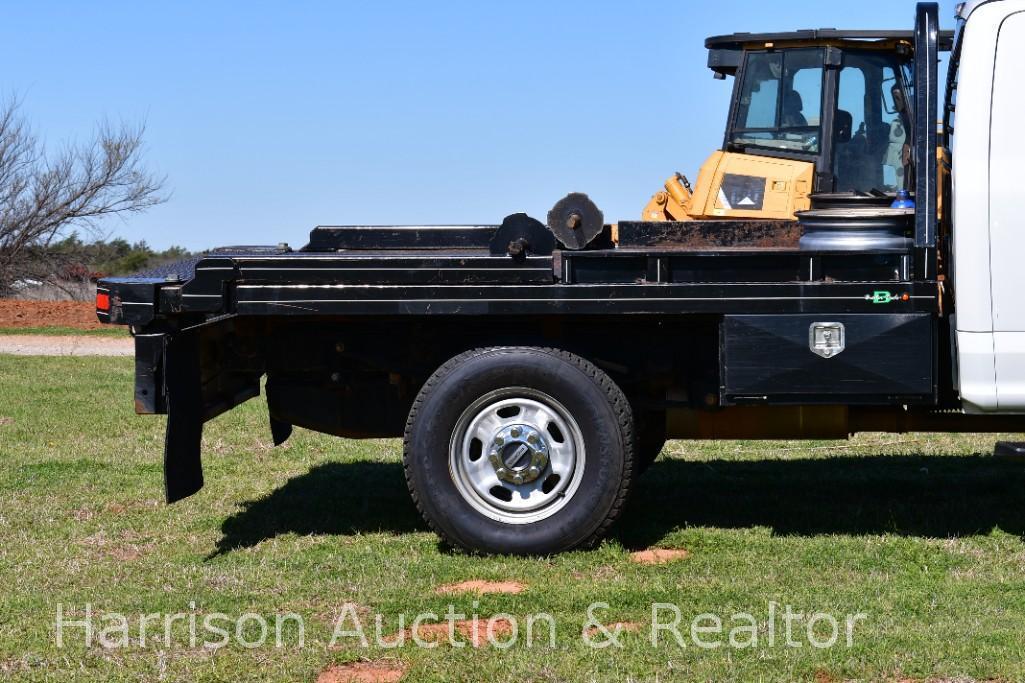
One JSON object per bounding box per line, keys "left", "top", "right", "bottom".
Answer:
{"left": 818, "top": 47, "right": 842, "bottom": 194}
{"left": 915, "top": 2, "right": 940, "bottom": 248}
{"left": 163, "top": 330, "right": 205, "bottom": 503}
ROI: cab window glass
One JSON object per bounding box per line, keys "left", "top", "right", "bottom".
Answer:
{"left": 733, "top": 49, "right": 824, "bottom": 153}
{"left": 834, "top": 52, "right": 910, "bottom": 193}
{"left": 741, "top": 54, "right": 781, "bottom": 129}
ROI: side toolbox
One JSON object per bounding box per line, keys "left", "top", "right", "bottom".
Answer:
{"left": 721, "top": 313, "right": 935, "bottom": 405}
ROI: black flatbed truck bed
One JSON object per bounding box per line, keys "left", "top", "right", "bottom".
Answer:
{"left": 100, "top": 220, "right": 935, "bottom": 325}
{"left": 92, "top": 218, "right": 1025, "bottom": 555}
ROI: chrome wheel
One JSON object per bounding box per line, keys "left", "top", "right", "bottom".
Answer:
{"left": 449, "top": 387, "right": 586, "bottom": 524}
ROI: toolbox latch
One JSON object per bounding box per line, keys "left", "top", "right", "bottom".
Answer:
{"left": 809, "top": 322, "right": 845, "bottom": 358}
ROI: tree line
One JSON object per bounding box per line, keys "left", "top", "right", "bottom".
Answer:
{"left": 48, "top": 235, "right": 193, "bottom": 281}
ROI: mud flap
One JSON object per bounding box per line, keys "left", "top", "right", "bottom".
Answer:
{"left": 269, "top": 416, "right": 293, "bottom": 446}
{"left": 265, "top": 375, "right": 294, "bottom": 446}
{"left": 161, "top": 319, "right": 262, "bottom": 504}
{"left": 164, "top": 330, "right": 205, "bottom": 503}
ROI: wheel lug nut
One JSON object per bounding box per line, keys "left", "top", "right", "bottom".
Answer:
{"left": 494, "top": 436, "right": 504, "bottom": 446}
{"left": 510, "top": 427, "right": 521, "bottom": 438}
{"left": 526, "top": 434, "right": 538, "bottom": 444}
{"left": 513, "top": 473, "right": 524, "bottom": 485}
{"left": 528, "top": 466, "right": 540, "bottom": 477}
{"left": 496, "top": 467, "right": 507, "bottom": 477}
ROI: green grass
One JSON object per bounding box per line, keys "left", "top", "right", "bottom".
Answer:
{"left": 2, "top": 354, "right": 1025, "bottom": 682}
{"left": 0, "top": 326, "right": 128, "bottom": 337}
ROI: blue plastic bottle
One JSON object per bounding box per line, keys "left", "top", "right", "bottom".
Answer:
{"left": 891, "top": 190, "right": 916, "bottom": 209}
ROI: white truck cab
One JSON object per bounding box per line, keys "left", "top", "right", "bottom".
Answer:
{"left": 951, "top": 0, "right": 1025, "bottom": 411}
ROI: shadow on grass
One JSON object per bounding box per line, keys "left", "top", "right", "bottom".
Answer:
{"left": 617, "top": 453, "right": 1025, "bottom": 549}
{"left": 210, "top": 461, "right": 424, "bottom": 557}
{"left": 211, "top": 453, "right": 1025, "bottom": 556}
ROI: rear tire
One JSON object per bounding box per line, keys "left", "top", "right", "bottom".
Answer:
{"left": 403, "top": 347, "right": 635, "bottom": 555}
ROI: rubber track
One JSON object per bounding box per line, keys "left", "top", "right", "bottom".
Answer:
{"left": 402, "top": 346, "right": 635, "bottom": 554}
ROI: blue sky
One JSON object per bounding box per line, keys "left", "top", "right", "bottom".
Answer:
{"left": 3, "top": 1, "right": 957, "bottom": 251}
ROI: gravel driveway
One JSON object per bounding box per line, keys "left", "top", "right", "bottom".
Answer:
{"left": 0, "top": 335, "right": 134, "bottom": 356}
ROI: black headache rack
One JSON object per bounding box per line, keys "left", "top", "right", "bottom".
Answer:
{"left": 93, "top": 2, "right": 949, "bottom": 505}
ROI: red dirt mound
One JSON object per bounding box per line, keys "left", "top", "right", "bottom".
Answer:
{"left": 629, "top": 548, "right": 691, "bottom": 565}
{"left": 317, "top": 660, "right": 406, "bottom": 683}
{"left": 0, "top": 299, "right": 102, "bottom": 330}
{"left": 435, "top": 580, "right": 525, "bottom": 595}
{"left": 386, "top": 618, "right": 516, "bottom": 649}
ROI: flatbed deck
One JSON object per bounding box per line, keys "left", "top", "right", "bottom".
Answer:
{"left": 98, "top": 219, "right": 933, "bottom": 327}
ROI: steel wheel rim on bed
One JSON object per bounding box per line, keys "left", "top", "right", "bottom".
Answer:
{"left": 448, "top": 387, "right": 586, "bottom": 525}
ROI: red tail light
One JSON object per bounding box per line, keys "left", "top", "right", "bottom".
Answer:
{"left": 96, "top": 292, "right": 110, "bottom": 312}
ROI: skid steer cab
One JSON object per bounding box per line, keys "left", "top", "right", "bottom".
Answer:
{"left": 644, "top": 28, "right": 953, "bottom": 222}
